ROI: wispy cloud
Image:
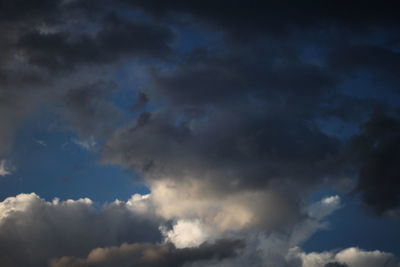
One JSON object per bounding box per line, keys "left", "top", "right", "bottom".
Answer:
{"left": 36, "top": 140, "right": 47, "bottom": 147}
{"left": 72, "top": 136, "right": 97, "bottom": 150}
{"left": 0, "top": 160, "right": 15, "bottom": 177}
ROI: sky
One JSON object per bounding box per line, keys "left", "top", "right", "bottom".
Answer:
{"left": 0, "top": 1, "right": 400, "bottom": 267}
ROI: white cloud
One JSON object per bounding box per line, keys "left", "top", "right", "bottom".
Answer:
{"left": 307, "top": 195, "right": 341, "bottom": 219}
{"left": 161, "top": 219, "right": 212, "bottom": 248}
{"left": 335, "top": 247, "right": 400, "bottom": 267}
{"left": 146, "top": 178, "right": 299, "bottom": 233}
{"left": 0, "top": 159, "right": 15, "bottom": 176}
{"left": 290, "top": 246, "right": 400, "bottom": 267}
{"left": 72, "top": 136, "right": 97, "bottom": 150}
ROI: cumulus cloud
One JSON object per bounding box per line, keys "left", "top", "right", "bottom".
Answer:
{"left": 0, "top": 191, "right": 248, "bottom": 267}
{"left": 145, "top": 178, "right": 300, "bottom": 233}
{"left": 0, "top": 193, "right": 161, "bottom": 267}
{"left": 1, "top": 0, "right": 400, "bottom": 266}
{"left": 0, "top": 191, "right": 341, "bottom": 267}
{"left": 161, "top": 219, "right": 212, "bottom": 249}
{"left": 291, "top": 247, "right": 400, "bottom": 267}
{"left": 49, "top": 239, "right": 243, "bottom": 267}
{"left": 0, "top": 190, "right": 397, "bottom": 267}
{"left": 185, "top": 194, "right": 399, "bottom": 267}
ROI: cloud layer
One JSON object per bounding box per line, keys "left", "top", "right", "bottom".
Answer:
{"left": 0, "top": 0, "right": 400, "bottom": 266}
{"left": 1, "top": 191, "right": 398, "bottom": 267}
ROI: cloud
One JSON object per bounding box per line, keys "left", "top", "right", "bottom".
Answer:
{"left": 350, "top": 110, "right": 400, "bottom": 216}
{"left": 130, "top": 91, "right": 149, "bottom": 111}
{"left": 0, "top": 159, "right": 14, "bottom": 176}
{"left": 186, "top": 194, "right": 400, "bottom": 267}
{"left": 0, "top": 191, "right": 397, "bottom": 267}
{"left": 324, "top": 262, "right": 348, "bottom": 267}
{"left": 0, "top": 193, "right": 162, "bottom": 267}
{"left": 121, "top": 0, "right": 400, "bottom": 39}
{"left": 0, "top": 1, "right": 400, "bottom": 266}
{"left": 291, "top": 247, "right": 400, "bottom": 267}
{"left": 328, "top": 45, "right": 400, "bottom": 87}
{"left": 161, "top": 219, "right": 211, "bottom": 249}
{"left": 36, "top": 140, "right": 47, "bottom": 147}
{"left": 49, "top": 239, "right": 243, "bottom": 267}
{"left": 307, "top": 195, "right": 341, "bottom": 219}
{"left": 72, "top": 137, "right": 97, "bottom": 150}
{"left": 335, "top": 247, "right": 400, "bottom": 267}
{"left": 0, "top": 192, "right": 245, "bottom": 267}
{"left": 17, "top": 14, "right": 174, "bottom": 72}
{"left": 62, "top": 81, "right": 123, "bottom": 139}
{"left": 0, "top": 1, "right": 174, "bottom": 155}
{"left": 142, "top": 178, "right": 301, "bottom": 233}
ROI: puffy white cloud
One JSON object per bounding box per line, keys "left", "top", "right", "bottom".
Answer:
{"left": 335, "top": 247, "right": 400, "bottom": 267}
{"left": 161, "top": 219, "right": 212, "bottom": 248}
{"left": 291, "top": 247, "right": 400, "bottom": 267}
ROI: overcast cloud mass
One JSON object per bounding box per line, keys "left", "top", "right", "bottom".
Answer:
{"left": 0, "top": 0, "right": 400, "bottom": 266}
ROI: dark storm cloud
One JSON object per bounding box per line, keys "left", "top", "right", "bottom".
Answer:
{"left": 103, "top": 106, "right": 343, "bottom": 191}
{"left": 350, "top": 110, "right": 400, "bottom": 216}
{"left": 130, "top": 91, "right": 149, "bottom": 111}
{"left": 0, "top": 0, "right": 174, "bottom": 154}
{"left": 147, "top": 47, "right": 337, "bottom": 109}
{"left": 62, "top": 81, "right": 123, "bottom": 139}
{"left": 102, "top": 45, "right": 346, "bottom": 198}
{"left": 100, "top": 44, "right": 350, "bottom": 234}
{"left": 17, "top": 15, "right": 174, "bottom": 71}
{"left": 121, "top": 0, "right": 400, "bottom": 38}
{"left": 328, "top": 45, "right": 400, "bottom": 87}
{"left": 1, "top": 1, "right": 400, "bottom": 266}
{"left": 50, "top": 239, "right": 243, "bottom": 267}
{"left": 0, "top": 0, "right": 61, "bottom": 23}
{"left": 325, "top": 262, "right": 348, "bottom": 267}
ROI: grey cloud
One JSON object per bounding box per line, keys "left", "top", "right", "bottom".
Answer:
{"left": 0, "top": 1, "right": 174, "bottom": 154}
{"left": 103, "top": 106, "right": 344, "bottom": 191}
{"left": 328, "top": 45, "right": 400, "bottom": 88}
{"left": 0, "top": 0, "right": 62, "bottom": 23}
{"left": 130, "top": 91, "right": 149, "bottom": 111}
{"left": 101, "top": 47, "right": 347, "bottom": 221}
{"left": 325, "top": 262, "right": 348, "bottom": 267}
{"left": 147, "top": 48, "right": 337, "bottom": 110}
{"left": 350, "top": 110, "right": 400, "bottom": 215}
{"left": 50, "top": 239, "right": 243, "bottom": 267}
{"left": 17, "top": 15, "right": 174, "bottom": 72}
{"left": 62, "top": 81, "right": 123, "bottom": 139}
{"left": 0, "top": 3, "right": 400, "bottom": 267}
{"left": 121, "top": 0, "right": 400, "bottom": 39}
{"left": 0, "top": 193, "right": 162, "bottom": 267}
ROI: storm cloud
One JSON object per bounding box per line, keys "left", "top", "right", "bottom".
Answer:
{"left": 0, "top": 0, "right": 399, "bottom": 266}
